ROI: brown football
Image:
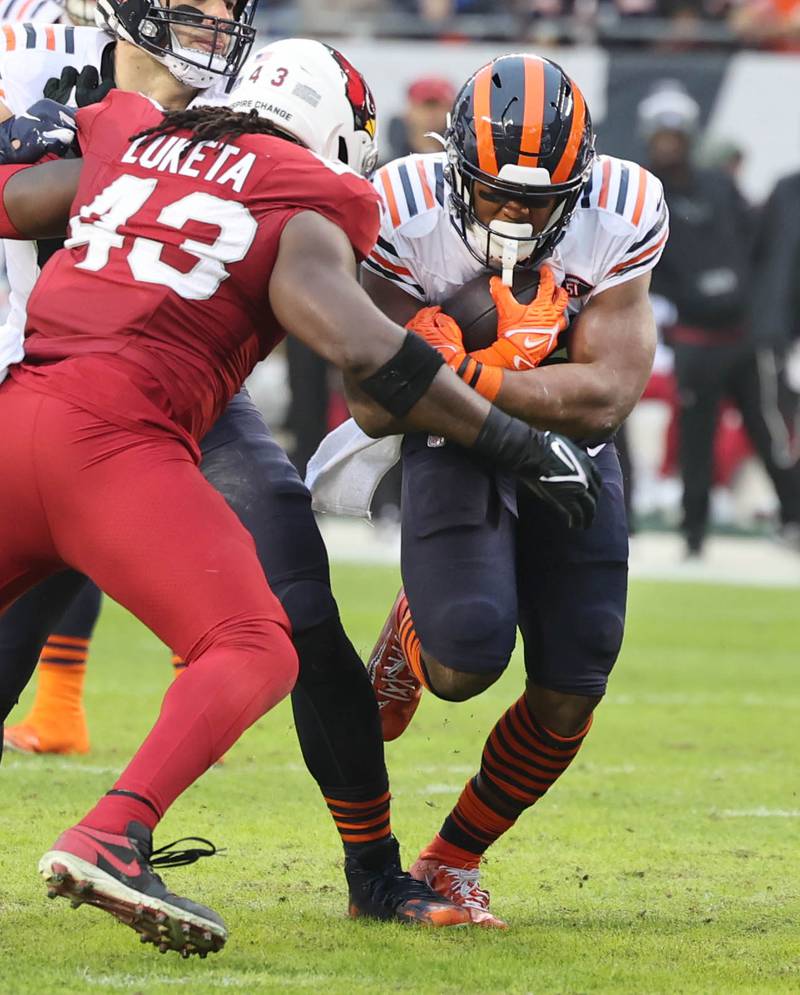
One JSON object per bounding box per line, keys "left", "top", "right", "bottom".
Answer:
{"left": 440, "top": 269, "right": 541, "bottom": 352}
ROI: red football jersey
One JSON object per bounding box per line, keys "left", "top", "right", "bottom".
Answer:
{"left": 13, "top": 90, "right": 381, "bottom": 452}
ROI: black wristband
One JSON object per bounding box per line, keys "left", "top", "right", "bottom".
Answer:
{"left": 358, "top": 331, "right": 445, "bottom": 418}
{"left": 472, "top": 406, "right": 545, "bottom": 471}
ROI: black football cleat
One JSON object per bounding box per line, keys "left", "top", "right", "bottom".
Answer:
{"left": 345, "top": 836, "right": 471, "bottom": 927}
{"left": 39, "top": 821, "right": 225, "bottom": 958}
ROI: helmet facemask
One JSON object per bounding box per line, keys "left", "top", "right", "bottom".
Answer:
{"left": 446, "top": 137, "right": 592, "bottom": 280}
{"left": 94, "top": 0, "right": 257, "bottom": 89}
{"left": 444, "top": 54, "right": 595, "bottom": 281}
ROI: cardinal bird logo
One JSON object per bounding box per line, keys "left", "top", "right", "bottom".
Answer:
{"left": 329, "top": 47, "right": 377, "bottom": 138}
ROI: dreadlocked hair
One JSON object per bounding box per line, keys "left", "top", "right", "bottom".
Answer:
{"left": 130, "top": 106, "right": 299, "bottom": 156}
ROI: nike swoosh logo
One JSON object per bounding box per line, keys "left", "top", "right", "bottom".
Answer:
{"left": 586, "top": 444, "right": 606, "bottom": 457}
{"left": 523, "top": 335, "right": 545, "bottom": 349}
{"left": 75, "top": 829, "right": 141, "bottom": 877}
{"left": 542, "top": 437, "right": 589, "bottom": 486}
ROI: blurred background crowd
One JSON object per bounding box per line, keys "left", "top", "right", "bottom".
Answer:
{"left": 258, "top": 0, "right": 800, "bottom": 50}
{"left": 5, "top": 0, "right": 800, "bottom": 558}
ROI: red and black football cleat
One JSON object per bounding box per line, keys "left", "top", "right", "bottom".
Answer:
{"left": 366, "top": 590, "right": 422, "bottom": 741}
{"left": 345, "top": 836, "right": 470, "bottom": 927}
{"left": 38, "top": 822, "right": 226, "bottom": 957}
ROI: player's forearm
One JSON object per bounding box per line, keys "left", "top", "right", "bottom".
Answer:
{"left": 493, "top": 363, "right": 636, "bottom": 441}
{"left": 0, "top": 158, "right": 78, "bottom": 238}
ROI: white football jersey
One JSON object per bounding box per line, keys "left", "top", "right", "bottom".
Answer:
{"left": 0, "top": 0, "right": 62, "bottom": 23}
{"left": 0, "top": 24, "right": 110, "bottom": 380}
{"left": 0, "top": 23, "right": 227, "bottom": 381}
{"left": 363, "top": 151, "right": 668, "bottom": 327}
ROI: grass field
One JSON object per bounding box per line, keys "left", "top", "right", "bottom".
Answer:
{"left": 1, "top": 563, "right": 798, "bottom": 994}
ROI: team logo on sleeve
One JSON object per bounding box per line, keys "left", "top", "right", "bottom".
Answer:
{"left": 563, "top": 274, "right": 593, "bottom": 298}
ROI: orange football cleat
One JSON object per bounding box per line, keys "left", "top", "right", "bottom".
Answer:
{"left": 366, "top": 590, "right": 422, "bottom": 741}
{"left": 410, "top": 855, "right": 507, "bottom": 929}
{"left": 4, "top": 715, "right": 89, "bottom": 755}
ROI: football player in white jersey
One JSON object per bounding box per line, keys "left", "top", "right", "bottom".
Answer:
{"left": 349, "top": 54, "right": 667, "bottom": 927}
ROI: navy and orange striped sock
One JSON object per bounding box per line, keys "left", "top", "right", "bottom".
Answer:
{"left": 396, "top": 600, "right": 432, "bottom": 691}
{"left": 34, "top": 635, "right": 89, "bottom": 717}
{"left": 12, "top": 635, "right": 91, "bottom": 751}
{"left": 324, "top": 783, "right": 392, "bottom": 855}
{"left": 436, "top": 694, "right": 592, "bottom": 856}
{"left": 171, "top": 654, "right": 187, "bottom": 676}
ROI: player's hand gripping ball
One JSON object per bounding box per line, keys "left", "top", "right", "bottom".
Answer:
{"left": 472, "top": 266, "right": 569, "bottom": 371}
{"left": 440, "top": 267, "right": 543, "bottom": 351}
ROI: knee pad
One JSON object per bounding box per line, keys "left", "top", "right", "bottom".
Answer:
{"left": 418, "top": 595, "right": 516, "bottom": 676}
{"left": 575, "top": 606, "right": 624, "bottom": 665}
{"left": 535, "top": 606, "right": 623, "bottom": 697}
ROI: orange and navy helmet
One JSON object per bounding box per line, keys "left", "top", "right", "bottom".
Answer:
{"left": 446, "top": 54, "right": 595, "bottom": 270}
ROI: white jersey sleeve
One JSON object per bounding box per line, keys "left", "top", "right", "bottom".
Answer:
{"left": 579, "top": 155, "right": 668, "bottom": 297}
{"left": 0, "top": 23, "right": 108, "bottom": 112}
{"left": 0, "top": 0, "right": 63, "bottom": 25}
{"left": 362, "top": 154, "right": 448, "bottom": 302}
{"left": 0, "top": 25, "right": 109, "bottom": 383}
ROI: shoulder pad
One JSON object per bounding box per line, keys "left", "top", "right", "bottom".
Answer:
{"left": 580, "top": 155, "right": 662, "bottom": 234}
{"left": 374, "top": 153, "right": 446, "bottom": 240}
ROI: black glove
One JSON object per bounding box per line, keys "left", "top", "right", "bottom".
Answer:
{"left": 473, "top": 407, "right": 602, "bottom": 529}
{"left": 44, "top": 63, "right": 114, "bottom": 108}
{"left": 0, "top": 99, "right": 77, "bottom": 164}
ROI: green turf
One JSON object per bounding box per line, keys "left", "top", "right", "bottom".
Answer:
{"left": 1, "top": 566, "right": 798, "bottom": 994}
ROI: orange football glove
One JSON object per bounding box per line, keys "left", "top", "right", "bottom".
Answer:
{"left": 471, "top": 265, "right": 569, "bottom": 371}
{"left": 406, "top": 306, "right": 502, "bottom": 402}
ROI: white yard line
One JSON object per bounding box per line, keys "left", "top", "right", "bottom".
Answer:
{"left": 716, "top": 808, "right": 800, "bottom": 818}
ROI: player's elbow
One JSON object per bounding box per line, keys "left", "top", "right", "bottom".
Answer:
{"left": 583, "top": 389, "right": 637, "bottom": 440}
{"left": 345, "top": 378, "right": 398, "bottom": 437}
{"left": 350, "top": 400, "right": 397, "bottom": 438}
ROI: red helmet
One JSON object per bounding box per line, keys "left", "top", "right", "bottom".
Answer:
{"left": 446, "top": 54, "right": 595, "bottom": 272}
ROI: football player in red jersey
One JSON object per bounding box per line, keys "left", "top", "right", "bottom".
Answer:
{"left": 0, "top": 23, "right": 499, "bottom": 935}
{"left": 0, "top": 46, "right": 600, "bottom": 955}
{"left": 0, "top": 34, "right": 493, "bottom": 939}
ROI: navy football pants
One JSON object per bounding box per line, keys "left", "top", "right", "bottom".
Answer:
{"left": 400, "top": 435, "right": 628, "bottom": 697}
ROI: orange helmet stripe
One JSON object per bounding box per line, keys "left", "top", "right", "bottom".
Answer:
{"left": 518, "top": 57, "right": 545, "bottom": 168}
{"left": 551, "top": 78, "right": 587, "bottom": 184}
{"left": 473, "top": 65, "right": 499, "bottom": 176}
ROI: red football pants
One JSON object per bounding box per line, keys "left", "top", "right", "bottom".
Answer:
{"left": 0, "top": 382, "right": 298, "bottom": 830}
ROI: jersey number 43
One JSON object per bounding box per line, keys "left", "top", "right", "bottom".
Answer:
{"left": 66, "top": 175, "right": 259, "bottom": 301}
